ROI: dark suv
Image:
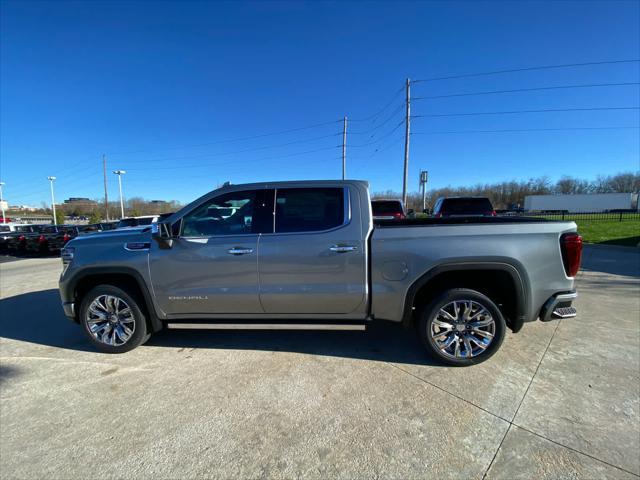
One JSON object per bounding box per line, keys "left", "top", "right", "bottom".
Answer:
{"left": 371, "top": 199, "right": 406, "bottom": 220}
{"left": 432, "top": 197, "right": 496, "bottom": 218}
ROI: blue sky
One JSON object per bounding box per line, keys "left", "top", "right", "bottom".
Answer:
{"left": 1, "top": 0, "right": 639, "bottom": 206}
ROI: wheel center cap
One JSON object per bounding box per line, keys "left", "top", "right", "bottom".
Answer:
{"left": 456, "top": 324, "right": 466, "bottom": 332}
{"left": 108, "top": 314, "right": 118, "bottom": 324}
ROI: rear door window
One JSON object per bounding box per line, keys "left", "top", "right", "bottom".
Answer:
{"left": 275, "top": 188, "right": 344, "bottom": 233}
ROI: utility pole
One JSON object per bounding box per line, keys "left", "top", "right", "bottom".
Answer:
{"left": 402, "top": 78, "right": 411, "bottom": 206}
{"left": 103, "top": 154, "right": 109, "bottom": 221}
{"left": 113, "top": 170, "right": 126, "bottom": 219}
{"left": 47, "top": 176, "right": 57, "bottom": 225}
{"left": 0, "top": 182, "right": 5, "bottom": 223}
{"left": 342, "top": 116, "right": 348, "bottom": 180}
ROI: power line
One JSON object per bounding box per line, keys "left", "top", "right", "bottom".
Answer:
{"left": 349, "top": 104, "right": 404, "bottom": 135}
{"left": 122, "top": 132, "right": 342, "bottom": 165}
{"left": 412, "top": 82, "right": 640, "bottom": 100}
{"left": 411, "top": 106, "right": 640, "bottom": 118}
{"left": 125, "top": 145, "right": 341, "bottom": 172}
{"left": 413, "top": 59, "right": 640, "bottom": 83}
{"left": 411, "top": 126, "right": 640, "bottom": 135}
{"left": 107, "top": 119, "right": 343, "bottom": 157}
{"left": 350, "top": 120, "right": 404, "bottom": 147}
{"left": 349, "top": 86, "right": 404, "bottom": 122}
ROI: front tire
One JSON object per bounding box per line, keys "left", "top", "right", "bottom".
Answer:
{"left": 79, "top": 285, "right": 151, "bottom": 353}
{"left": 418, "top": 288, "right": 506, "bottom": 366}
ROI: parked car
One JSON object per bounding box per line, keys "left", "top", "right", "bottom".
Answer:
{"left": 5, "top": 225, "right": 44, "bottom": 253}
{"left": 99, "top": 222, "right": 118, "bottom": 231}
{"left": 0, "top": 224, "right": 18, "bottom": 233}
{"left": 432, "top": 197, "right": 496, "bottom": 218}
{"left": 25, "top": 225, "right": 92, "bottom": 254}
{"left": 116, "top": 215, "right": 160, "bottom": 229}
{"left": 59, "top": 180, "right": 581, "bottom": 366}
{"left": 371, "top": 199, "right": 406, "bottom": 220}
{"left": 1, "top": 224, "right": 28, "bottom": 250}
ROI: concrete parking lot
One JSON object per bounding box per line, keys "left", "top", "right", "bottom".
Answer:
{"left": 1, "top": 245, "right": 638, "bottom": 479}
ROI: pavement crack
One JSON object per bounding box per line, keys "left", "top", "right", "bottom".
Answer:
{"left": 510, "top": 424, "right": 640, "bottom": 478}
{"left": 482, "top": 423, "right": 512, "bottom": 480}
{"left": 511, "top": 317, "right": 562, "bottom": 423}
{"left": 386, "top": 362, "right": 512, "bottom": 423}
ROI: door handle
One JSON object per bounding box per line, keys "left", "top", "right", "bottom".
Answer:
{"left": 227, "top": 247, "right": 254, "bottom": 255}
{"left": 330, "top": 245, "right": 358, "bottom": 253}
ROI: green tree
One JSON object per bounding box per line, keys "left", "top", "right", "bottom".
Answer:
{"left": 54, "top": 209, "right": 66, "bottom": 225}
{"left": 88, "top": 211, "right": 102, "bottom": 224}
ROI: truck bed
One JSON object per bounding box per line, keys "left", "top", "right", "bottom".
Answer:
{"left": 370, "top": 217, "right": 577, "bottom": 326}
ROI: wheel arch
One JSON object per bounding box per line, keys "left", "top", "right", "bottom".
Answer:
{"left": 401, "top": 260, "right": 529, "bottom": 332}
{"left": 68, "top": 267, "right": 163, "bottom": 333}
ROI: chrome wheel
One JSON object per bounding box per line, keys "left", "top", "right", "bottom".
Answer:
{"left": 85, "top": 294, "right": 136, "bottom": 346}
{"left": 430, "top": 300, "right": 495, "bottom": 359}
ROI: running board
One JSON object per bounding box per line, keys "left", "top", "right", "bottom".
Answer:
{"left": 165, "top": 322, "right": 367, "bottom": 331}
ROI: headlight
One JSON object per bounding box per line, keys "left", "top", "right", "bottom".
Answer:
{"left": 61, "top": 246, "right": 75, "bottom": 265}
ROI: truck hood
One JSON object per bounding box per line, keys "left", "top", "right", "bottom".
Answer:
{"left": 69, "top": 227, "right": 152, "bottom": 247}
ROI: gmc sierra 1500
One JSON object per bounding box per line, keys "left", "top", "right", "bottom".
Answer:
{"left": 59, "top": 180, "right": 581, "bottom": 366}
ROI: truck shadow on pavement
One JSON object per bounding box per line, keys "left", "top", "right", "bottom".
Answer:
{"left": 0, "top": 289, "right": 442, "bottom": 366}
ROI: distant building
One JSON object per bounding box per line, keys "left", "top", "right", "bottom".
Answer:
{"left": 524, "top": 193, "right": 638, "bottom": 212}
{"left": 8, "top": 205, "right": 38, "bottom": 212}
{"left": 62, "top": 197, "right": 98, "bottom": 212}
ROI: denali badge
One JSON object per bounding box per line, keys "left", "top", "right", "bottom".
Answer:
{"left": 168, "top": 296, "right": 209, "bottom": 301}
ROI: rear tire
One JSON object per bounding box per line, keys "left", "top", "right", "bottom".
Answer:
{"left": 417, "top": 288, "right": 506, "bottom": 366}
{"left": 79, "top": 284, "right": 151, "bottom": 353}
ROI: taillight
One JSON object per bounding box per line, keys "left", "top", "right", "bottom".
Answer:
{"left": 38, "top": 235, "right": 46, "bottom": 243}
{"left": 393, "top": 212, "right": 405, "bottom": 220}
{"left": 63, "top": 233, "right": 70, "bottom": 242}
{"left": 560, "top": 233, "right": 583, "bottom": 277}
{"left": 18, "top": 235, "right": 25, "bottom": 241}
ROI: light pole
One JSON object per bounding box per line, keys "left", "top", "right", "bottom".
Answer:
{"left": 47, "top": 176, "right": 57, "bottom": 225}
{"left": 0, "top": 182, "right": 6, "bottom": 223}
{"left": 113, "top": 170, "right": 126, "bottom": 219}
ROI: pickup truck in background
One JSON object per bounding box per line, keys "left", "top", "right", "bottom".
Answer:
{"left": 371, "top": 199, "right": 406, "bottom": 220}
{"left": 432, "top": 196, "right": 497, "bottom": 218}
{"left": 59, "top": 180, "right": 581, "bottom": 366}
{"left": 4, "top": 225, "right": 44, "bottom": 253}
{"left": 25, "top": 225, "right": 77, "bottom": 254}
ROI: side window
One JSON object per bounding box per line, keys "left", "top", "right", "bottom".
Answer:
{"left": 181, "top": 189, "right": 272, "bottom": 237}
{"left": 275, "top": 188, "right": 345, "bottom": 233}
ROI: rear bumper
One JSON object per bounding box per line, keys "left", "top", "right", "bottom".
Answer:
{"left": 540, "top": 291, "right": 577, "bottom": 322}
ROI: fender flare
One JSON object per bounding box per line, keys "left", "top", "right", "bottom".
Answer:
{"left": 66, "top": 266, "right": 163, "bottom": 332}
{"left": 401, "top": 260, "right": 530, "bottom": 332}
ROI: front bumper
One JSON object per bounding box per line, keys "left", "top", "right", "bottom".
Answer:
{"left": 61, "top": 301, "right": 76, "bottom": 321}
{"left": 540, "top": 291, "right": 577, "bottom": 322}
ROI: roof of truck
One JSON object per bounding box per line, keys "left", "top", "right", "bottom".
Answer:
{"left": 216, "top": 179, "right": 369, "bottom": 189}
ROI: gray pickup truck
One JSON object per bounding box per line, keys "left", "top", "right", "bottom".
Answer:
{"left": 59, "top": 180, "right": 582, "bottom": 366}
